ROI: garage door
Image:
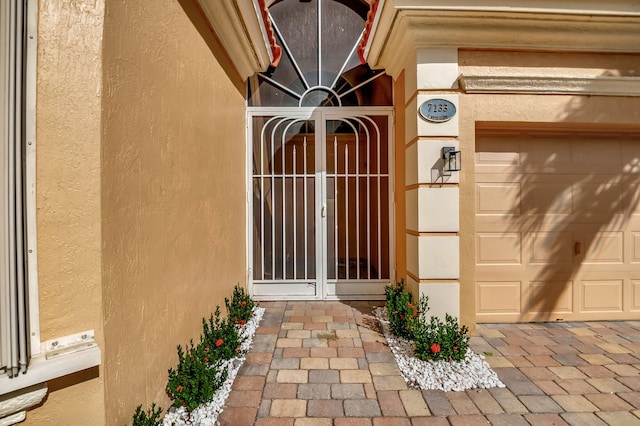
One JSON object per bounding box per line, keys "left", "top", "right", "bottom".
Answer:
{"left": 475, "top": 130, "right": 640, "bottom": 322}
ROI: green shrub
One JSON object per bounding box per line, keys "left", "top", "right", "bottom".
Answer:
{"left": 162, "top": 285, "right": 257, "bottom": 414}
{"left": 384, "top": 280, "right": 469, "bottom": 362}
{"left": 166, "top": 340, "right": 228, "bottom": 412}
{"left": 133, "top": 402, "right": 162, "bottom": 426}
{"left": 384, "top": 280, "right": 429, "bottom": 339}
{"left": 202, "top": 306, "right": 243, "bottom": 361}
{"left": 413, "top": 313, "right": 469, "bottom": 362}
{"left": 225, "top": 284, "right": 255, "bottom": 327}
{"left": 132, "top": 403, "right": 163, "bottom": 426}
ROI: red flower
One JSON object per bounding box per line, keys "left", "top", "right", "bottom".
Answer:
{"left": 176, "top": 385, "right": 183, "bottom": 392}
{"left": 215, "top": 338, "right": 224, "bottom": 347}
{"left": 240, "top": 301, "right": 247, "bottom": 307}
{"left": 453, "top": 345, "right": 458, "bottom": 352}
{"left": 430, "top": 343, "right": 441, "bottom": 354}
{"left": 239, "top": 319, "right": 246, "bottom": 327}
{"left": 204, "top": 356, "right": 210, "bottom": 363}
{"left": 399, "top": 314, "right": 405, "bottom": 320}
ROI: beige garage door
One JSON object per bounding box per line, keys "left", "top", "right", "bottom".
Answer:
{"left": 475, "top": 130, "right": 640, "bottom": 322}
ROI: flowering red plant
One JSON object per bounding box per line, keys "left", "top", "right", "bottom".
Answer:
{"left": 414, "top": 314, "right": 469, "bottom": 362}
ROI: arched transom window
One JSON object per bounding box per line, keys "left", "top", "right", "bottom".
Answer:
{"left": 248, "top": 0, "right": 392, "bottom": 107}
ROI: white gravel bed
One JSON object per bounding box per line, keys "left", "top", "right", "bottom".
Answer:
{"left": 162, "top": 306, "right": 265, "bottom": 426}
{"left": 373, "top": 307, "right": 505, "bottom": 392}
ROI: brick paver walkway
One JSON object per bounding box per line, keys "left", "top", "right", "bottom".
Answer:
{"left": 218, "top": 301, "right": 640, "bottom": 425}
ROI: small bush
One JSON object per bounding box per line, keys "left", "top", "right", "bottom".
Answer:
{"left": 166, "top": 341, "right": 228, "bottom": 412}
{"left": 165, "top": 286, "right": 258, "bottom": 414}
{"left": 132, "top": 403, "right": 162, "bottom": 426}
{"left": 226, "top": 284, "right": 255, "bottom": 327}
{"left": 202, "top": 306, "right": 243, "bottom": 361}
{"left": 147, "top": 285, "right": 259, "bottom": 417}
{"left": 384, "top": 280, "right": 429, "bottom": 339}
{"left": 384, "top": 280, "right": 469, "bottom": 362}
{"left": 413, "top": 313, "right": 469, "bottom": 362}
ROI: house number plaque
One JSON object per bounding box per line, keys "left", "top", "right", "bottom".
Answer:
{"left": 418, "top": 98, "right": 456, "bottom": 123}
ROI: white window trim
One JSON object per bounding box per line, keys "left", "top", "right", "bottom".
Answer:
{"left": 1, "top": 0, "right": 101, "bottom": 416}
{"left": 24, "top": 0, "right": 40, "bottom": 357}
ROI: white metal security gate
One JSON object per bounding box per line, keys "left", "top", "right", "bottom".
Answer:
{"left": 248, "top": 108, "right": 393, "bottom": 300}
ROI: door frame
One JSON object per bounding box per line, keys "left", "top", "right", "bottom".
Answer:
{"left": 246, "top": 106, "right": 395, "bottom": 301}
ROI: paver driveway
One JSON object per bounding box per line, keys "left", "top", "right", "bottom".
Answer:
{"left": 219, "top": 301, "right": 640, "bottom": 426}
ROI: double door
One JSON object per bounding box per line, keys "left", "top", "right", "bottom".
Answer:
{"left": 249, "top": 109, "right": 392, "bottom": 300}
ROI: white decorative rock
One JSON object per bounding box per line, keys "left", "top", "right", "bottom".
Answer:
{"left": 373, "top": 308, "right": 505, "bottom": 392}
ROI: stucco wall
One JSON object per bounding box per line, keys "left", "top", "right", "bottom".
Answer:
{"left": 394, "top": 71, "right": 407, "bottom": 284}
{"left": 101, "top": 0, "right": 246, "bottom": 424}
{"left": 460, "top": 50, "right": 640, "bottom": 77}
{"left": 27, "top": 0, "right": 107, "bottom": 425}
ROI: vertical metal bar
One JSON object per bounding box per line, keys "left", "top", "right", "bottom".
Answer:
{"left": 261, "top": 117, "right": 286, "bottom": 281}
{"left": 261, "top": 116, "right": 286, "bottom": 281}
{"left": 271, "top": 125, "right": 276, "bottom": 280}
{"left": 354, "top": 121, "right": 360, "bottom": 279}
{"left": 281, "top": 130, "right": 286, "bottom": 279}
{"left": 376, "top": 119, "right": 382, "bottom": 279}
{"left": 293, "top": 144, "right": 297, "bottom": 278}
{"left": 333, "top": 135, "right": 338, "bottom": 279}
{"left": 344, "top": 141, "right": 349, "bottom": 279}
{"left": 317, "top": 0, "right": 322, "bottom": 87}
{"left": 0, "top": 0, "right": 10, "bottom": 372}
{"left": 358, "top": 116, "right": 381, "bottom": 280}
{"left": 317, "top": 114, "right": 324, "bottom": 296}
{"left": 7, "top": 0, "right": 20, "bottom": 377}
{"left": 354, "top": 116, "right": 376, "bottom": 280}
{"left": 366, "top": 119, "right": 371, "bottom": 279}
{"left": 355, "top": 117, "right": 372, "bottom": 279}
{"left": 15, "top": 0, "right": 27, "bottom": 373}
{"left": 260, "top": 121, "right": 265, "bottom": 280}
{"left": 303, "top": 136, "right": 308, "bottom": 280}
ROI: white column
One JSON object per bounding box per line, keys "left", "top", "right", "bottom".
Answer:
{"left": 404, "top": 48, "right": 461, "bottom": 320}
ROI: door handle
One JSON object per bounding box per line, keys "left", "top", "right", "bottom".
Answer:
{"left": 321, "top": 204, "right": 326, "bottom": 218}
{"left": 574, "top": 241, "right": 582, "bottom": 255}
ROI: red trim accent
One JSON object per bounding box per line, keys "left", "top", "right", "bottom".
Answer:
{"left": 257, "top": 0, "right": 282, "bottom": 67}
{"left": 357, "top": 0, "right": 380, "bottom": 64}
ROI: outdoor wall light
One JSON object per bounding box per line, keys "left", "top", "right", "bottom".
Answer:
{"left": 442, "top": 147, "right": 461, "bottom": 173}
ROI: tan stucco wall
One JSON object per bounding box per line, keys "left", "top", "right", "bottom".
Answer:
{"left": 394, "top": 71, "right": 407, "bottom": 285}
{"left": 458, "top": 50, "right": 640, "bottom": 327}
{"left": 101, "top": 0, "right": 246, "bottom": 424}
{"left": 27, "top": 0, "right": 106, "bottom": 425}
{"left": 460, "top": 50, "right": 640, "bottom": 77}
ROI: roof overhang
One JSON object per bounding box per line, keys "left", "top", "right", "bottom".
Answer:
{"left": 196, "top": 0, "right": 281, "bottom": 80}
{"left": 361, "top": 0, "right": 640, "bottom": 79}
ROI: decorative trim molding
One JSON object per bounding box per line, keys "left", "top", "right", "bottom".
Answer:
{"left": 1, "top": 344, "right": 101, "bottom": 395}
{"left": 0, "top": 385, "right": 47, "bottom": 426}
{"left": 365, "top": 5, "right": 640, "bottom": 78}
{"left": 196, "top": 0, "right": 275, "bottom": 80}
{"left": 460, "top": 74, "right": 640, "bottom": 97}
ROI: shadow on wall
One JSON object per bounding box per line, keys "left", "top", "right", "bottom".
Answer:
{"left": 478, "top": 70, "right": 640, "bottom": 322}
{"left": 31, "top": 367, "right": 100, "bottom": 410}
{"left": 177, "top": 0, "right": 245, "bottom": 95}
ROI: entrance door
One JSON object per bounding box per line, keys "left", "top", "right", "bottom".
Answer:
{"left": 249, "top": 109, "right": 392, "bottom": 300}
